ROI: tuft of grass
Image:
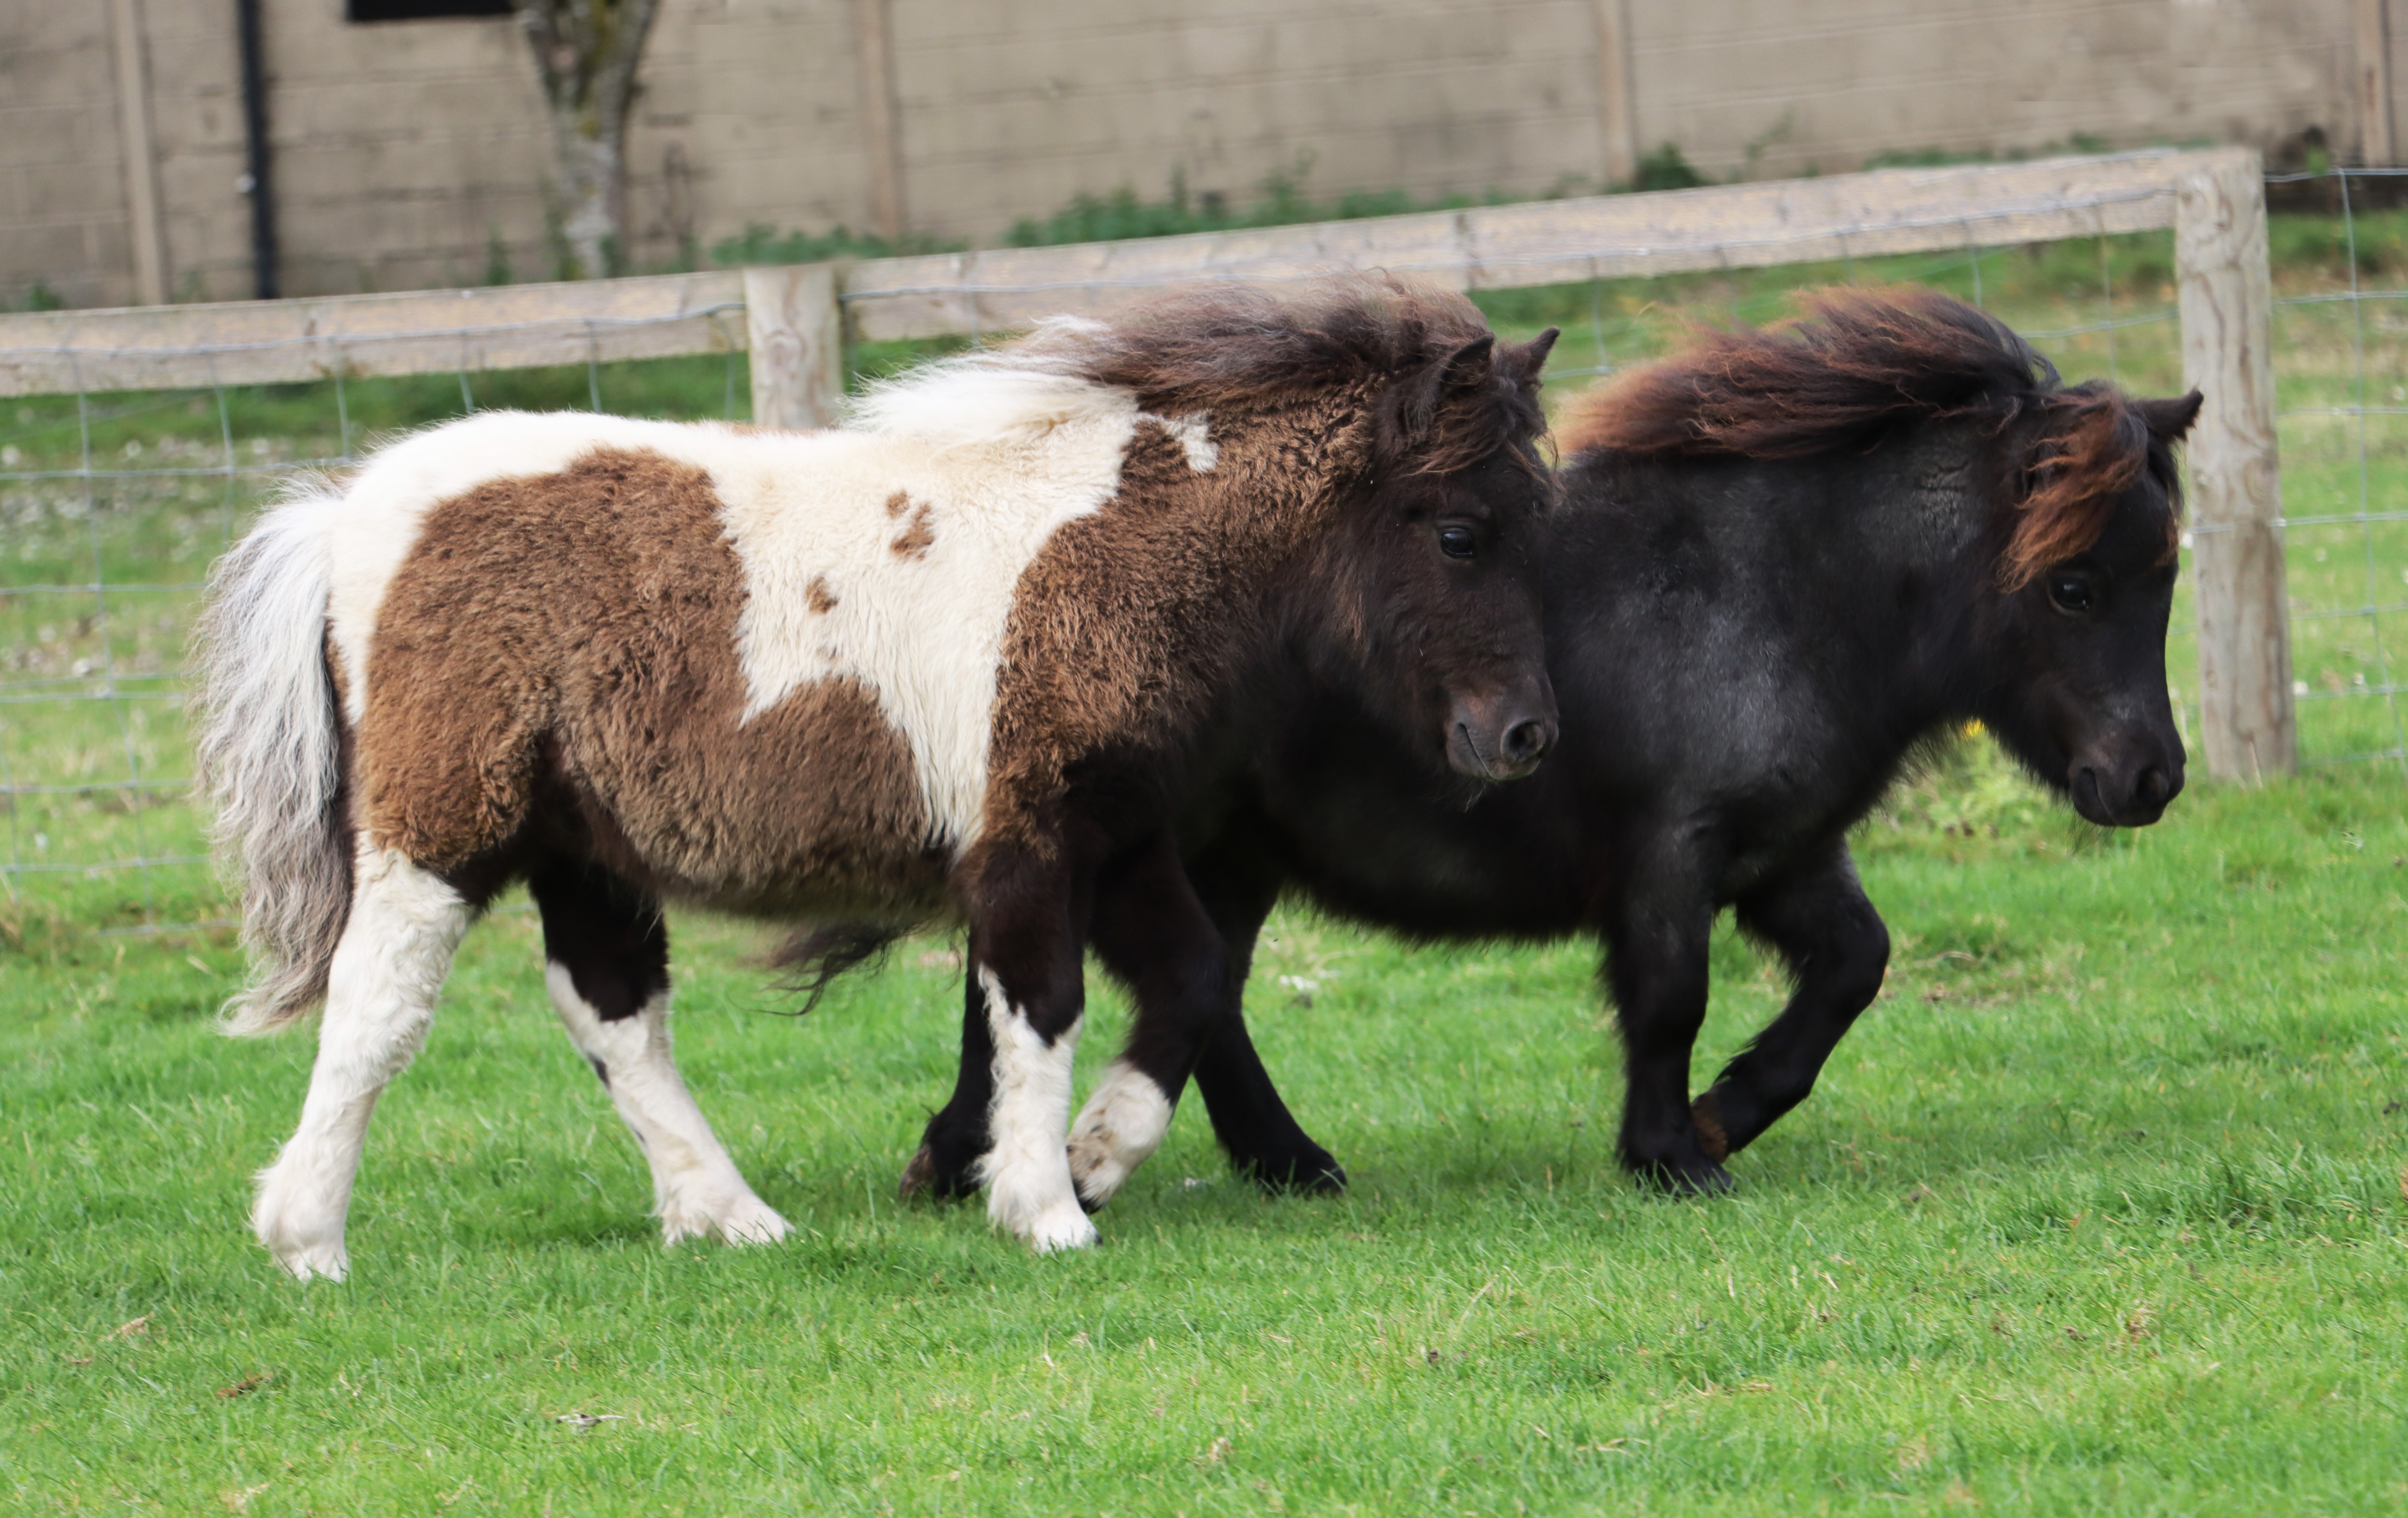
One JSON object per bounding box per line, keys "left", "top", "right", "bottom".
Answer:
{"left": 1632, "top": 142, "right": 1710, "bottom": 192}
{"left": 999, "top": 157, "right": 1566, "bottom": 250}
{"left": 1, "top": 770, "right": 2404, "bottom": 1512}
{"left": 710, "top": 223, "right": 963, "bottom": 267}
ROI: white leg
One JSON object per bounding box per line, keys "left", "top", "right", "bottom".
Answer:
{"left": 546, "top": 964, "right": 790, "bottom": 1248}
{"left": 1066, "top": 1060, "right": 1176, "bottom": 1208}
{"left": 252, "top": 845, "right": 470, "bottom": 1281}
{"left": 972, "top": 966, "right": 1097, "bottom": 1252}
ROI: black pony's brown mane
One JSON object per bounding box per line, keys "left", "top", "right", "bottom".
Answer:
{"left": 1049, "top": 277, "right": 1549, "bottom": 476}
{"left": 1558, "top": 288, "right": 2186, "bottom": 587}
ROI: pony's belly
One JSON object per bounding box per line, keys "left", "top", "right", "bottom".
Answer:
{"left": 566, "top": 674, "right": 954, "bottom": 920}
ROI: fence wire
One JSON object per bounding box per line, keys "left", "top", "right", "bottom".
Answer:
{"left": 0, "top": 309, "right": 745, "bottom": 933}
{"left": 2264, "top": 168, "right": 2408, "bottom": 769}
{"left": 1, "top": 177, "right": 2400, "bottom": 935}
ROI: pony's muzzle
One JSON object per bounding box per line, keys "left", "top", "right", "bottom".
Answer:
{"left": 1446, "top": 688, "right": 1558, "bottom": 782}
{"left": 2070, "top": 740, "right": 2184, "bottom": 827}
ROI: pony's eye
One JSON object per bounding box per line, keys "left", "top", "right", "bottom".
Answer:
{"left": 1438, "top": 525, "right": 1478, "bottom": 560}
{"left": 2047, "top": 573, "right": 2097, "bottom": 615}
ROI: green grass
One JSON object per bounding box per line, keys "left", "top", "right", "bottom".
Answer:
{"left": 2, "top": 754, "right": 2405, "bottom": 1514}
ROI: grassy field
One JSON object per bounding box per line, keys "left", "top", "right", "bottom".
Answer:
{"left": 2, "top": 753, "right": 2405, "bottom": 1514}
{"left": 1, "top": 215, "right": 2406, "bottom": 1512}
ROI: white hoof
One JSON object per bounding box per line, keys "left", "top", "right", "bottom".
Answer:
{"left": 1023, "top": 1202, "right": 1100, "bottom": 1254}
{"left": 252, "top": 1162, "right": 349, "bottom": 1282}
{"left": 1066, "top": 1138, "right": 1135, "bottom": 1209}
{"left": 660, "top": 1181, "right": 789, "bottom": 1248}
{"left": 712, "top": 1194, "right": 792, "bottom": 1247}
{"left": 983, "top": 1168, "right": 1098, "bottom": 1251}
{"left": 273, "top": 1239, "right": 349, "bottom": 1282}
{"left": 1066, "top": 1061, "right": 1173, "bottom": 1209}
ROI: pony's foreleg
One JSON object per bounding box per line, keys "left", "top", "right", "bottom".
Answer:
{"left": 1172, "top": 841, "right": 1345, "bottom": 1197}
{"left": 529, "top": 860, "right": 787, "bottom": 1249}
{"left": 900, "top": 971, "right": 1000, "bottom": 1202}
{"left": 1606, "top": 854, "right": 1728, "bottom": 1194}
{"left": 252, "top": 845, "right": 471, "bottom": 1281}
{"left": 1187, "top": 1012, "right": 1348, "bottom": 1197}
{"left": 1693, "top": 843, "right": 1890, "bottom": 1162}
{"left": 1068, "top": 831, "right": 1240, "bottom": 1209}
{"left": 967, "top": 860, "right": 1095, "bottom": 1253}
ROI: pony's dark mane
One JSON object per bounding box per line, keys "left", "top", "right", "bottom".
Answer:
{"left": 1052, "top": 278, "right": 1547, "bottom": 475}
{"left": 1557, "top": 288, "right": 2180, "bottom": 587}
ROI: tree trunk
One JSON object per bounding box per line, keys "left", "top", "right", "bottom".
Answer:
{"left": 515, "top": 0, "right": 662, "bottom": 280}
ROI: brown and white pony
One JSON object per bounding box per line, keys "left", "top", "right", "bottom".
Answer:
{"left": 195, "top": 279, "right": 1560, "bottom": 1278}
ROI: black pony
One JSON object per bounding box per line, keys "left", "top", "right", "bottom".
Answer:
{"left": 903, "top": 288, "right": 2201, "bottom": 1205}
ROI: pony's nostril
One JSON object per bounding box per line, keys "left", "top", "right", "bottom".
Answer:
{"left": 2136, "top": 766, "right": 2171, "bottom": 806}
{"left": 1502, "top": 719, "right": 1550, "bottom": 764}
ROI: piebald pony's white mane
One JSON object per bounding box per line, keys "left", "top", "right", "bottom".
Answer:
{"left": 845, "top": 318, "right": 1127, "bottom": 450}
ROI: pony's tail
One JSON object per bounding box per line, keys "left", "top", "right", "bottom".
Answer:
{"left": 192, "top": 488, "right": 350, "bottom": 1036}
{"left": 771, "top": 920, "right": 913, "bottom": 1014}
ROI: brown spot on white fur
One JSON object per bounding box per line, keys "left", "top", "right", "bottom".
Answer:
{"left": 807, "top": 575, "right": 837, "bottom": 614}
{"left": 356, "top": 448, "right": 943, "bottom": 917}
{"left": 888, "top": 499, "right": 935, "bottom": 560}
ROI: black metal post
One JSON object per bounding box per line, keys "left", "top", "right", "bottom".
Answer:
{"left": 237, "top": 0, "right": 278, "bottom": 299}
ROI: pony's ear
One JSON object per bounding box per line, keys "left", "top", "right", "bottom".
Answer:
{"left": 2137, "top": 390, "right": 2204, "bottom": 441}
{"left": 1441, "top": 334, "right": 1498, "bottom": 390}
{"left": 1505, "top": 327, "right": 1560, "bottom": 385}
{"left": 1392, "top": 335, "right": 1499, "bottom": 448}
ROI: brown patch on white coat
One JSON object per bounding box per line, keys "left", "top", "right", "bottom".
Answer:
{"left": 356, "top": 448, "right": 942, "bottom": 919}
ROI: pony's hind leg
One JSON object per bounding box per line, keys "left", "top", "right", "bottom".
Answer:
{"left": 529, "top": 859, "right": 788, "bottom": 1249}
{"left": 252, "top": 843, "right": 472, "bottom": 1281}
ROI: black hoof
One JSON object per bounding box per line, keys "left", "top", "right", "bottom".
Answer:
{"left": 1234, "top": 1147, "right": 1349, "bottom": 1197}
{"left": 898, "top": 1142, "right": 979, "bottom": 1202}
{"left": 1691, "top": 1091, "right": 1733, "bottom": 1164}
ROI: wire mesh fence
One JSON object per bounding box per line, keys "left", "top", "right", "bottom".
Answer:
{"left": 2264, "top": 168, "right": 2408, "bottom": 770}
{"left": 0, "top": 317, "right": 749, "bottom": 935}
{"left": 1, "top": 154, "right": 2397, "bottom": 936}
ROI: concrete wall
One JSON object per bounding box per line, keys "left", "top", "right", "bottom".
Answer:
{"left": 2, "top": 4, "right": 144, "bottom": 310}
{"left": 0, "top": 0, "right": 2390, "bottom": 310}
{"left": 888, "top": 0, "right": 1607, "bottom": 240}
{"left": 1628, "top": 0, "right": 2356, "bottom": 183}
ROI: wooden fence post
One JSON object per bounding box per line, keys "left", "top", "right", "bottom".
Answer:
{"left": 1590, "top": 0, "right": 1639, "bottom": 189}
{"left": 2361, "top": 0, "right": 2396, "bottom": 166}
{"left": 2177, "top": 148, "right": 2295, "bottom": 782}
{"left": 743, "top": 263, "right": 847, "bottom": 430}
{"left": 854, "top": 0, "right": 907, "bottom": 242}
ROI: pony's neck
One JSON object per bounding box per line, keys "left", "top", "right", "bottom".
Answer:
{"left": 1801, "top": 419, "right": 2004, "bottom": 737}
